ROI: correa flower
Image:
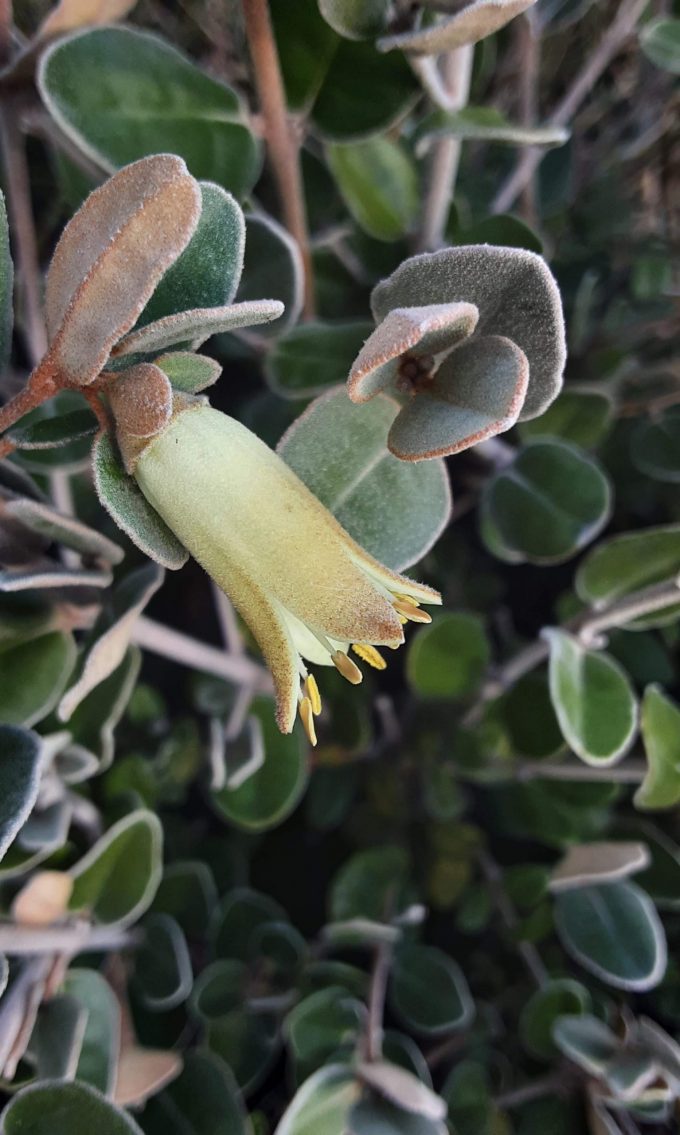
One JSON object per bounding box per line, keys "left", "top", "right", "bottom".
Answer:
{"left": 348, "top": 245, "right": 566, "bottom": 461}
{"left": 114, "top": 392, "right": 441, "bottom": 744}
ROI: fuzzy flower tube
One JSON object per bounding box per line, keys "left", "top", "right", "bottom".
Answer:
{"left": 118, "top": 398, "right": 441, "bottom": 744}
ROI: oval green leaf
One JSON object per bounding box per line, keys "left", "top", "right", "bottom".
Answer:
{"left": 265, "top": 321, "right": 373, "bottom": 400}
{"left": 38, "top": 27, "right": 261, "bottom": 199}
{"left": 545, "top": 629, "right": 638, "bottom": 766}
{"left": 0, "top": 726, "right": 43, "bottom": 861}
{"left": 211, "top": 698, "right": 308, "bottom": 832}
{"left": 635, "top": 685, "right": 680, "bottom": 811}
{"left": 484, "top": 440, "right": 611, "bottom": 564}
{"left": 0, "top": 1081, "right": 143, "bottom": 1135}
{"left": 554, "top": 881, "right": 667, "bottom": 991}
{"left": 390, "top": 944, "right": 474, "bottom": 1035}
{"left": 327, "top": 138, "right": 419, "bottom": 241}
{"left": 69, "top": 809, "right": 163, "bottom": 924}
{"left": 406, "top": 612, "right": 489, "bottom": 699}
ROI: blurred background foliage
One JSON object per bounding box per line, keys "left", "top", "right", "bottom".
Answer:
{"left": 0, "top": 0, "right": 678, "bottom": 1132}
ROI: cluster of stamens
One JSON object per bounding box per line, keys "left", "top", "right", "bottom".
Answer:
{"left": 395, "top": 353, "right": 436, "bottom": 396}
{"left": 297, "top": 595, "right": 431, "bottom": 746}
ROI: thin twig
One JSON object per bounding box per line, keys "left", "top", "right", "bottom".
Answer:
{"left": 516, "top": 9, "right": 540, "bottom": 223}
{"left": 0, "top": 99, "right": 47, "bottom": 368}
{"left": 132, "top": 614, "right": 272, "bottom": 691}
{"left": 465, "top": 576, "right": 680, "bottom": 726}
{"left": 416, "top": 44, "right": 474, "bottom": 251}
{"left": 492, "top": 0, "right": 650, "bottom": 214}
{"left": 478, "top": 849, "right": 549, "bottom": 989}
{"left": 242, "top": 0, "right": 315, "bottom": 317}
{"left": 515, "top": 759, "right": 647, "bottom": 784}
{"left": 0, "top": 922, "right": 139, "bottom": 954}
{"left": 495, "top": 1070, "right": 573, "bottom": 1110}
{"left": 364, "top": 939, "right": 393, "bottom": 1062}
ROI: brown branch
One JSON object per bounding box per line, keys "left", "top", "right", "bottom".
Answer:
{"left": 242, "top": 0, "right": 315, "bottom": 318}
{"left": 0, "top": 356, "right": 58, "bottom": 435}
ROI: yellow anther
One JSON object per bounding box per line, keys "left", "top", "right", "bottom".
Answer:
{"left": 397, "top": 613, "right": 408, "bottom": 625}
{"left": 395, "top": 593, "right": 421, "bottom": 607}
{"left": 299, "top": 696, "right": 317, "bottom": 746}
{"left": 393, "top": 599, "right": 431, "bottom": 624}
{"left": 331, "top": 649, "right": 363, "bottom": 685}
{"left": 352, "top": 643, "right": 387, "bottom": 670}
{"left": 305, "top": 674, "right": 322, "bottom": 716}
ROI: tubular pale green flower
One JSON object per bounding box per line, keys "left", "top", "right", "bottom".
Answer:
{"left": 131, "top": 404, "right": 441, "bottom": 741}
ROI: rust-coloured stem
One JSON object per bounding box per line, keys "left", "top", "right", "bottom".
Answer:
{"left": 0, "top": 357, "right": 58, "bottom": 436}
{"left": 242, "top": 0, "right": 315, "bottom": 318}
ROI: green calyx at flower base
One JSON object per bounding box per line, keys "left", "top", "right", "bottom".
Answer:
{"left": 112, "top": 388, "right": 440, "bottom": 745}
{"left": 17, "top": 153, "right": 439, "bottom": 746}
{"left": 347, "top": 245, "right": 566, "bottom": 461}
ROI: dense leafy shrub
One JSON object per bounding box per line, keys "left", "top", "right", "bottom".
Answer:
{"left": 0, "top": 0, "right": 678, "bottom": 1132}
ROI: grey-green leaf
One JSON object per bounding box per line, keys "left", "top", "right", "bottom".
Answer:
{"left": 154, "top": 352, "right": 222, "bottom": 394}
{"left": 92, "top": 432, "right": 189, "bottom": 570}
{"left": 372, "top": 246, "right": 565, "bottom": 420}
{"left": 554, "top": 881, "right": 667, "bottom": 991}
{"left": 378, "top": 0, "right": 536, "bottom": 55}
{"left": 114, "top": 299, "right": 284, "bottom": 357}
{"left": 278, "top": 388, "right": 451, "bottom": 570}
{"left": 137, "top": 182, "right": 245, "bottom": 327}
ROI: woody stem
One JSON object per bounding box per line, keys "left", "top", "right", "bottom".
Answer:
{"left": 0, "top": 359, "right": 59, "bottom": 436}
{"left": 242, "top": 0, "right": 315, "bottom": 318}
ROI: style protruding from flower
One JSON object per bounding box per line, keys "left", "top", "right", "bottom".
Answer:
{"left": 348, "top": 245, "right": 566, "bottom": 462}
{"left": 112, "top": 400, "right": 440, "bottom": 745}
